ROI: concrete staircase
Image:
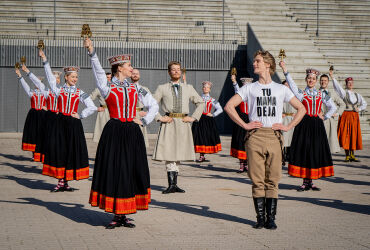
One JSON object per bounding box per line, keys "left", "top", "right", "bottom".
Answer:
{"left": 0, "top": 0, "right": 243, "bottom": 43}
{"left": 225, "top": 0, "right": 370, "bottom": 139}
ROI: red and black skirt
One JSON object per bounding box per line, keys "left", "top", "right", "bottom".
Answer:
{"left": 192, "top": 114, "right": 222, "bottom": 154}
{"left": 22, "top": 108, "right": 46, "bottom": 162}
{"left": 288, "top": 115, "right": 334, "bottom": 179}
{"left": 230, "top": 110, "right": 249, "bottom": 160}
{"left": 89, "top": 119, "right": 151, "bottom": 215}
{"left": 42, "top": 113, "right": 89, "bottom": 181}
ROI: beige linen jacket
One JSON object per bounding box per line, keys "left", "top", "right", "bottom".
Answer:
{"left": 321, "top": 88, "right": 345, "bottom": 153}
{"left": 152, "top": 82, "right": 205, "bottom": 161}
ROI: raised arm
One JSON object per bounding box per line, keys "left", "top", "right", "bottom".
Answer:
{"left": 18, "top": 76, "right": 33, "bottom": 97}
{"left": 329, "top": 70, "right": 345, "bottom": 100}
{"left": 79, "top": 91, "right": 97, "bottom": 119}
{"left": 231, "top": 74, "right": 240, "bottom": 93}
{"left": 279, "top": 61, "right": 303, "bottom": 101}
{"left": 84, "top": 38, "right": 109, "bottom": 97}
{"left": 39, "top": 49, "right": 59, "bottom": 95}
{"left": 212, "top": 98, "right": 223, "bottom": 117}
{"left": 137, "top": 86, "right": 159, "bottom": 126}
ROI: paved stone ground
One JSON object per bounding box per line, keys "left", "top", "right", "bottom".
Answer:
{"left": 0, "top": 134, "right": 369, "bottom": 249}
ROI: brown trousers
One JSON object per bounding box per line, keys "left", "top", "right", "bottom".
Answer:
{"left": 246, "top": 128, "right": 283, "bottom": 198}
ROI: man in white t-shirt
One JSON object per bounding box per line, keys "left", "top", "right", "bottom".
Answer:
{"left": 225, "top": 50, "right": 305, "bottom": 230}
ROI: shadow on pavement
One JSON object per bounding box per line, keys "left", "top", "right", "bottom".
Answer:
{"left": 0, "top": 175, "right": 55, "bottom": 191}
{"left": 1, "top": 162, "right": 41, "bottom": 174}
{"left": 0, "top": 198, "right": 110, "bottom": 226}
{"left": 150, "top": 199, "right": 255, "bottom": 226}
{"left": 322, "top": 176, "right": 370, "bottom": 186}
{"left": 0, "top": 153, "right": 31, "bottom": 162}
{"left": 280, "top": 194, "right": 370, "bottom": 215}
{"left": 183, "top": 174, "right": 299, "bottom": 190}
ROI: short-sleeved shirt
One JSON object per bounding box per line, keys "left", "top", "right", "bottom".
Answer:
{"left": 237, "top": 81, "right": 295, "bottom": 127}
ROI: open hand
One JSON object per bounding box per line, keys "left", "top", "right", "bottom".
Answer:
{"left": 139, "top": 111, "right": 147, "bottom": 117}
{"left": 84, "top": 38, "right": 94, "bottom": 53}
{"left": 272, "top": 123, "right": 289, "bottom": 132}
{"left": 71, "top": 112, "right": 80, "bottom": 119}
{"left": 15, "top": 68, "right": 21, "bottom": 77}
{"left": 160, "top": 116, "right": 173, "bottom": 123}
{"left": 243, "top": 121, "right": 263, "bottom": 130}
{"left": 133, "top": 118, "right": 143, "bottom": 126}
{"left": 182, "top": 116, "right": 195, "bottom": 123}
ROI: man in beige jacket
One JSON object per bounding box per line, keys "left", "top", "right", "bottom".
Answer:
{"left": 131, "top": 68, "right": 150, "bottom": 147}
{"left": 153, "top": 61, "right": 205, "bottom": 194}
{"left": 319, "top": 74, "right": 345, "bottom": 153}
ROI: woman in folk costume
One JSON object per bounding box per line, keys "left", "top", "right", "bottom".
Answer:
{"left": 319, "top": 74, "right": 345, "bottom": 154}
{"left": 90, "top": 72, "right": 112, "bottom": 143}
{"left": 84, "top": 38, "right": 158, "bottom": 229}
{"left": 280, "top": 61, "right": 337, "bottom": 191}
{"left": 152, "top": 61, "right": 204, "bottom": 194}
{"left": 281, "top": 80, "right": 296, "bottom": 164}
{"left": 192, "top": 81, "right": 223, "bottom": 162}
{"left": 16, "top": 63, "right": 47, "bottom": 162}
{"left": 329, "top": 70, "right": 367, "bottom": 162}
{"left": 39, "top": 49, "right": 97, "bottom": 192}
{"left": 23, "top": 55, "right": 63, "bottom": 163}
{"left": 230, "top": 75, "right": 251, "bottom": 173}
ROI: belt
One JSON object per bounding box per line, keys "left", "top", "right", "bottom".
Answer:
{"left": 136, "top": 107, "right": 144, "bottom": 111}
{"left": 100, "top": 105, "right": 107, "bottom": 108}
{"left": 283, "top": 113, "right": 295, "bottom": 116}
{"left": 166, "top": 112, "right": 187, "bottom": 118}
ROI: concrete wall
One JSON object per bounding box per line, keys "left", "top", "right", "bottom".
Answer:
{"left": 0, "top": 41, "right": 248, "bottom": 134}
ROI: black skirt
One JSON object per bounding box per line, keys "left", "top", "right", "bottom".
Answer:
{"left": 230, "top": 110, "right": 249, "bottom": 160}
{"left": 22, "top": 109, "right": 46, "bottom": 161}
{"left": 288, "top": 115, "right": 334, "bottom": 179}
{"left": 89, "top": 119, "right": 151, "bottom": 215}
{"left": 42, "top": 113, "right": 89, "bottom": 181}
{"left": 192, "top": 114, "right": 221, "bottom": 153}
{"left": 40, "top": 111, "right": 58, "bottom": 163}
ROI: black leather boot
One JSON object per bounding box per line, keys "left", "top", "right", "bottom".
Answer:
{"left": 162, "top": 171, "right": 177, "bottom": 194}
{"left": 253, "top": 197, "right": 265, "bottom": 229}
{"left": 265, "top": 198, "right": 277, "bottom": 230}
{"left": 173, "top": 172, "right": 185, "bottom": 193}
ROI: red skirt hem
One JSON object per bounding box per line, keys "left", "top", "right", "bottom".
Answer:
{"left": 230, "top": 148, "right": 247, "bottom": 160}
{"left": 288, "top": 164, "right": 334, "bottom": 179}
{"left": 89, "top": 188, "right": 151, "bottom": 215}
{"left": 194, "top": 144, "right": 222, "bottom": 153}
{"left": 22, "top": 143, "right": 36, "bottom": 152}
{"left": 42, "top": 164, "right": 89, "bottom": 181}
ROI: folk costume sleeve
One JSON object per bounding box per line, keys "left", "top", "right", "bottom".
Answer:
{"left": 89, "top": 50, "right": 110, "bottom": 98}
{"left": 332, "top": 78, "right": 346, "bottom": 100}
{"left": 232, "top": 82, "right": 240, "bottom": 93}
{"left": 43, "top": 61, "right": 60, "bottom": 96}
{"left": 18, "top": 76, "right": 33, "bottom": 97}
{"left": 357, "top": 93, "right": 367, "bottom": 111}
{"left": 212, "top": 98, "right": 223, "bottom": 117}
{"left": 79, "top": 90, "right": 97, "bottom": 119}
{"left": 27, "top": 72, "right": 49, "bottom": 98}
{"left": 137, "top": 86, "right": 159, "bottom": 126}
{"left": 284, "top": 72, "right": 304, "bottom": 101}
{"left": 322, "top": 94, "right": 337, "bottom": 120}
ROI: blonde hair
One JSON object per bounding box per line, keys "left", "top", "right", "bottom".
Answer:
{"left": 253, "top": 50, "right": 276, "bottom": 75}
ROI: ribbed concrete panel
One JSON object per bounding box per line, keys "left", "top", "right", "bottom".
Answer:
{"left": 0, "top": 39, "right": 244, "bottom": 70}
